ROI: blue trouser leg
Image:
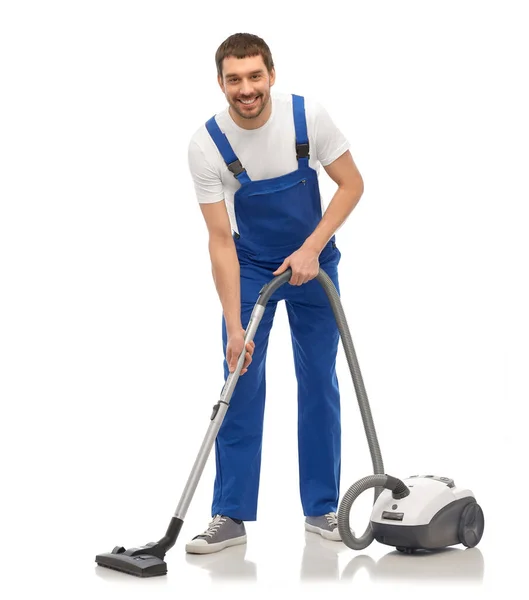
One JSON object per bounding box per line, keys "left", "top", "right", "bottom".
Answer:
{"left": 285, "top": 261, "right": 341, "bottom": 516}
{"left": 212, "top": 290, "right": 278, "bottom": 521}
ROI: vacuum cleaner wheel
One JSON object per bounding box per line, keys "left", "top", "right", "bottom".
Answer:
{"left": 458, "top": 501, "right": 484, "bottom": 548}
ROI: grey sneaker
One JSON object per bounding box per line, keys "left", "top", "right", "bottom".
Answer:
{"left": 305, "top": 512, "right": 341, "bottom": 541}
{"left": 185, "top": 515, "right": 247, "bottom": 554}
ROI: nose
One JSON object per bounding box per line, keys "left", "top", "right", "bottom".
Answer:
{"left": 240, "top": 78, "right": 254, "bottom": 95}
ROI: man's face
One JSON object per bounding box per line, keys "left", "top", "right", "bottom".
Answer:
{"left": 218, "top": 54, "right": 275, "bottom": 121}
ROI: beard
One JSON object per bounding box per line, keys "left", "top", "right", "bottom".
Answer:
{"left": 229, "top": 91, "right": 269, "bottom": 120}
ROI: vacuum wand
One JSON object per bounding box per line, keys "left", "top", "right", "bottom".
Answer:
{"left": 173, "top": 302, "right": 266, "bottom": 520}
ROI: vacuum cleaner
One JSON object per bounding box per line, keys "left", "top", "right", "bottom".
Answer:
{"left": 95, "top": 267, "right": 484, "bottom": 576}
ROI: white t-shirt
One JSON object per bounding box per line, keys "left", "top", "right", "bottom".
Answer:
{"left": 187, "top": 90, "right": 350, "bottom": 234}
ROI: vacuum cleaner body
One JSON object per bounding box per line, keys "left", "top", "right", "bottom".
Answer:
{"left": 370, "top": 475, "right": 482, "bottom": 552}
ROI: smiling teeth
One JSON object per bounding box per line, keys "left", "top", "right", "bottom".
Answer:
{"left": 240, "top": 97, "right": 256, "bottom": 104}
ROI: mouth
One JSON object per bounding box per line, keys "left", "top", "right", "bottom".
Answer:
{"left": 237, "top": 95, "right": 261, "bottom": 108}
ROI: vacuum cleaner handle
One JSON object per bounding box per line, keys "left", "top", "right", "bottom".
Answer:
{"left": 226, "top": 266, "right": 293, "bottom": 382}
{"left": 211, "top": 267, "right": 295, "bottom": 409}
{"left": 228, "top": 267, "right": 293, "bottom": 381}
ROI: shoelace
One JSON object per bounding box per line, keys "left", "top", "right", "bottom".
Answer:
{"left": 325, "top": 512, "right": 338, "bottom": 528}
{"left": 201, "top": 515, "right": 226, "bottom": 538}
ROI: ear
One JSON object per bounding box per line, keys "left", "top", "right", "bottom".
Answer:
{"left": 269, "top": 68, "right": 276, "bottom": 86}
{"left": 217, "top": 74, "right": 225, "bottom": 93}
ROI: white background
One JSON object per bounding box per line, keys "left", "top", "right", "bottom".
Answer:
{"left": 1, "top": 1, "right": 528, "bottom": 598}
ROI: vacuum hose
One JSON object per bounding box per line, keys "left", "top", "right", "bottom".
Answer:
{"left": 258, "top": 267, "right": 409, "bottom": 550}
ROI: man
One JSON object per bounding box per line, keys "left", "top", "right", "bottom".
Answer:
{"left": 186, "top": 33, "right": 364, "bottom": 554}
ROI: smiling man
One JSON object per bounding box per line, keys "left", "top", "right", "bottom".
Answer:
{"left": 222, "top": 58, "right": 273, "bottom": 125}
{"left": 186, "top": 32, "right": 364, "bottom": 554}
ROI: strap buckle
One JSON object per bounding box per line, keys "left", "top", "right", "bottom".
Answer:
{"left": 227, "top": 159, "right": 246, "bottom": 177}
{"left": 296, "top": 143, "right": 310, "bottom": 159}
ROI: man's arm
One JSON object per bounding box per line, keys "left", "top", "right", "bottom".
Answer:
{"left": 303, "top": 150, "right": 364, "bottom": 253}
{"left": 199, "top": 200, "right": 255, "bottom": 374}
{"left": 199, "top": 200, "right": 242, "bottom": 335}
{"left": 273, "top": 150, "right": 364, "bottom": 285}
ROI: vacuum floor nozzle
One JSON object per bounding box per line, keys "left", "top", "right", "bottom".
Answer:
{"left": 96, "top": 517, "right": 183, "bottom": 577}
{"left": 95, "top": 546, "right": 167, "bottom": 577}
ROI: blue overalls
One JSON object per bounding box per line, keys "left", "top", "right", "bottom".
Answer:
{"left": 205, "top": 94, "right": 342, "bottom": 520}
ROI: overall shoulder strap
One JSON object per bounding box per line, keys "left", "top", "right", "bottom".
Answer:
{"left": 205, "top": 116, "right": 251, "bottom": 184}
{"left": 292, "top": 94, "right": 310, "bottom": 168}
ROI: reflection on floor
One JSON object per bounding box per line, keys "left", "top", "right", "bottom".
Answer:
{"left": 95, "top": 530, "right": 485, "bottom": 585}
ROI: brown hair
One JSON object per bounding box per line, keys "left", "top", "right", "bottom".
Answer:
{"left": 215, "top": 33, "right": 275, "bottom": 79}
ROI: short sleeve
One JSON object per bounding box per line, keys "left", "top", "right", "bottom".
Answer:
{"left": 187, "top": 139, "right": 225, "bottom": 204}
{"left": 313, "top": 102, "right": 351, "bottom": 167}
